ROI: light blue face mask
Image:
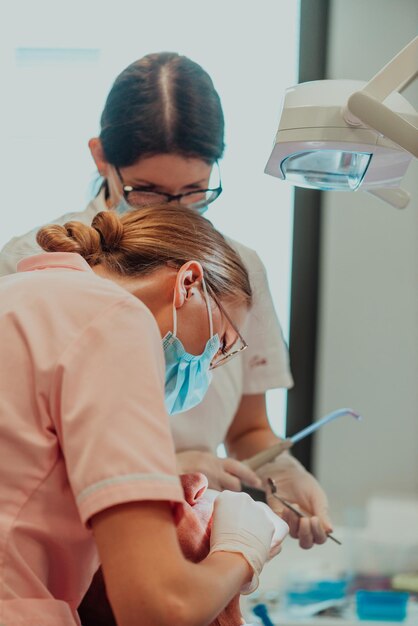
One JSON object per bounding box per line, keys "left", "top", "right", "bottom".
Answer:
{"left": 163, "top": 277, "right": 220, "bottom": 415}
{"left": 114, "top": 194, "right": 131, "bottom": 215}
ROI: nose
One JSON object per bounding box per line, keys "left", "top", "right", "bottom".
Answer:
{"left": 181, "top": 473, "right": 208, "bottom": 505}
{"left": 166, "top": 194, "right": 178, "bottom": 202}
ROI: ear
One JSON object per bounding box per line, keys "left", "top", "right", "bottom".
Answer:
{"left": 88, "top": 137, "right": 110, "bottom": 177}
{"left": 173, "top": 261, "right": 204, "bottom": 309}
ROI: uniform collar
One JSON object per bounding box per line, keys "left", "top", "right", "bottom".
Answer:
{"left": 17, "top": 252, "right": 93, "bottom": 274}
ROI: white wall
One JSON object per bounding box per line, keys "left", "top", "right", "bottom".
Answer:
{"left": 0, "top": 0, "right": 299, "bottom": 435}
{"left": 313, "top": 0, "right": 418, "bottom": 524}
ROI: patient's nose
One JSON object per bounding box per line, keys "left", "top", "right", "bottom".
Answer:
{"left": 180, "top": 472, "right": 208, "bottom": 505}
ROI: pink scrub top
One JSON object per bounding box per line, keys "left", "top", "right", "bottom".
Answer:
{"left": 0, "top": 252, "right": 184, "bottom": 625}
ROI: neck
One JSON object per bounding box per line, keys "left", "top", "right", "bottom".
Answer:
{"left": 92, "top": 264, "right": 176, "bottom": 338}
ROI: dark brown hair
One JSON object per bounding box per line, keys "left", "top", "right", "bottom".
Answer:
{"left": 36, "top": 204, "right": 251, "bottom": 306}
{"left": 99, "top": 52, "right": 225, "bottom": 167}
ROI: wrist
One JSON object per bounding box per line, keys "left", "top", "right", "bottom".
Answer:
{"left": 209, "top": 547, "right": 259, "bottom": 595}
{"left": 230, "top": 551, "right": 255, "bottom": 590}
{"left": 210, "top": 534, "right": 267, "bottom": 594}
{"left": 240, "top": 571, "right": 259, "bottom": 595}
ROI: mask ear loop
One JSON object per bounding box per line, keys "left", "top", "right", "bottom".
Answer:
{"left": 201, "top": 276, "right": 214, "bottom": 338}
{"left": 110, "top": 166, "right": 131, "bottom": 213}
{"left": 172, "top": 290, "right": 178, "bottom": 338}
{"left": 172, "top": 274, "right": 214, "bottom": 339}
{"left": 109, "top": 167, "right": 121, "bottom": 202}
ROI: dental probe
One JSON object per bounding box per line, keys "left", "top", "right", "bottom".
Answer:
{"left": 243, "top": 408, "right": 361, "bottom": 471}
{"left": 267, "top": 477, "right": 342, "bottom": 545}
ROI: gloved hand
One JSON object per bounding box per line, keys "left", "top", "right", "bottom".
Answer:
{"left": 209, "top": 490, "right": 289, "bottom": 594}
{"left": 176, "top": 450, "right": 262, "bottom": 491}
{"left": 256, "top": 453, "right": 333, "bottom": 549}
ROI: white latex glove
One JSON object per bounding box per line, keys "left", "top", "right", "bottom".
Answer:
{"left": 209, "top": 490, "right": 289, "bottom": 594}
{"left": 256, "top": 454, "right": 333, "bottom": 549}
{"left": 176, "top": 450, "right": 262, "bottom": 491}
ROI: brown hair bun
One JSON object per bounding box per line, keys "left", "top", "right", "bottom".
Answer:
{"left": 91, "top": 211, "right": 124, "bottom": 253}
{"left": 37, "top": 222, "right": 101, "bottom": 264}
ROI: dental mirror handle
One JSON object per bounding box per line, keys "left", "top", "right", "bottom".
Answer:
{"left": 242, "top": 408, "right": 361, "bottom": 471}
{"left": 242, "top": 439, "right": 293, "bottom": 471}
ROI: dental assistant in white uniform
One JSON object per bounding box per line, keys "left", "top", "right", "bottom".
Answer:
{"left": 0, "top": 52, "right": 333, "bottom": 547}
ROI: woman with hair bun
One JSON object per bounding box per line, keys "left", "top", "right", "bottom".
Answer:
{"left": 0, "top": 52, "right": 332, "bottom": 548}
{"left": 0, "top": 204, "right": 289, "bottom": 625}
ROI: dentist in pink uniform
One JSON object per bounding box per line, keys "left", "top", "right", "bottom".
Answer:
{"left": 0, "top": 204, "right": 289, "bottom": 626}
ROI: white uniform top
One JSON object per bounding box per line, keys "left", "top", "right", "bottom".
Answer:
{"left": 0, "top": 192, "right": 293, "bottom": 453}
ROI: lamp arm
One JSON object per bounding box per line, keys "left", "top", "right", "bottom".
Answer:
{"left": 366, "top": 187, "right": 410, "bottom": 210}
{"left": 362, "top": 36, "right": 418, "bottom": 101}
{"left": 343, "top": 36, "right": 418, "bottom": 157}
{"left": 347, "top": 91, "right": 418, "bottom": 158}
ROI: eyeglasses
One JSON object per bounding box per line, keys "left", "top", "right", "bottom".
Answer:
{"left": 115, "top": 164, "right": 222, "bottom": 213}
{"left": 209, "top": 297, "right": 248, "bottom": 370}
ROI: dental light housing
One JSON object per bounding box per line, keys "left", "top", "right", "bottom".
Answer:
{"left": 265, "top": 37, "right": 418, "bottom": 208}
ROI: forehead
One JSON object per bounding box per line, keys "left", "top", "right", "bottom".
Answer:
{"left": 122, "top": 154, "right": 212, "bottom": 187}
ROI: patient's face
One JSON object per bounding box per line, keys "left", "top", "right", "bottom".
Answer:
{"left": 175, "top": 473, "right": 244, "bottom": 626}
{"left": 174, "top": 473, "right": 217, "bottom": 562}
{"left": 78, "top": 473, "right": 245, "bottom": 626}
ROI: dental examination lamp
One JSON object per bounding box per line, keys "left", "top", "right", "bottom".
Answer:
{"left": 265, "top": 37, "right": 418, "bottom": 209}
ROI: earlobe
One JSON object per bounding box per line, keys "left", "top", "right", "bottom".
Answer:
{"left": 173, "top": 283, "right": 187, "bottom": 309}
{"left": 88, "top": 137, "right": 109, "bottom": 177}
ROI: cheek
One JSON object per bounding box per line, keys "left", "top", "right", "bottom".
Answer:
{"left": 175, "top": 473, "right": 214, "bottom": 562}
{"left": 211, "top": 307, "right": 225, "bottom": 341}
{"left": 178, "top": 307, "right": 212, "bottom": 355}
{"left": 178, "top": 328, "right": 203, "bottom": 356}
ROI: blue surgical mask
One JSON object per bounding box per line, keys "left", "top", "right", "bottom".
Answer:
{"left": 114, "top": 194, "right": 131, "bottom": 215}
{"left": 108, "top": 168, "right": 134, "bottom": 215}
{"left": 163, "top": 277, "right": 220, "bottom": 415}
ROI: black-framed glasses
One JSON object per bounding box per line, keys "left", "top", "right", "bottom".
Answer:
{"left": 209, "top": 296, "right": 248, "bottom": 370}
{"left": 115, "top": 163, "right": 222, "bottom": 213}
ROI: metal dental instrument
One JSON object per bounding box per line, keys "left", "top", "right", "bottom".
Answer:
{"left": 267, "top": 477, "right": 342, "bottom": 546}
{"left": 243, "top": 408, "right": 361, "bottom": 470}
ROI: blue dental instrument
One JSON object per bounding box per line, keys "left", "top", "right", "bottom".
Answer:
{"left": 243, "top": 408, "right": 361, "bottom": 470}
{"left": 252, "top": 603, "right": 275, "bottom": 626}
{"left": 289, "top": 408, "right": 361, "bottom": 444}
